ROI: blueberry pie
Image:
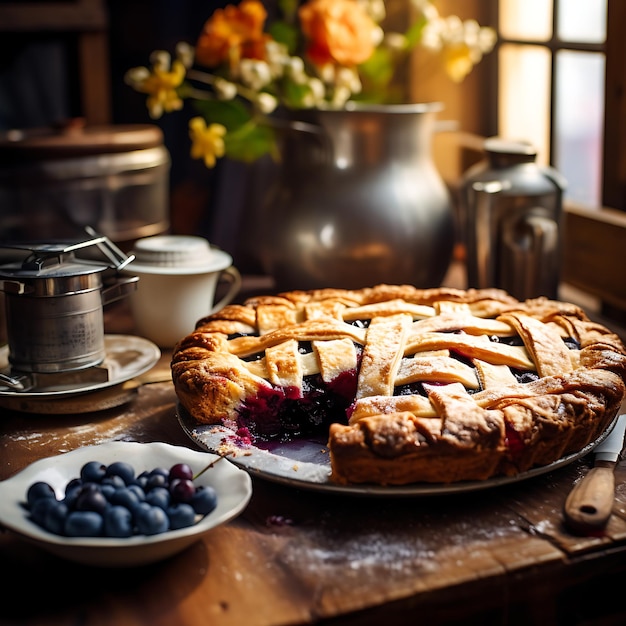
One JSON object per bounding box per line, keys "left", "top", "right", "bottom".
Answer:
{"left": 171, "top": 285, "right": 626, "bottom": 485}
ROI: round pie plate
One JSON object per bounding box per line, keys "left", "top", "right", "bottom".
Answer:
{"left": 178, "top": 404, "right": 615, "bottom": 497}
{"left": 0, "top": 441, "right": 252, "bottom": 567}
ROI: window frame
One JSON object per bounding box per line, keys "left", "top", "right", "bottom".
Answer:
{"left": 490, "top": 0, "right": 624, "bottom": 212}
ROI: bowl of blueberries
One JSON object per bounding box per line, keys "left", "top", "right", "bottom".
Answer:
{"left": 0, "top": 441, "right": 252, "bottom": 567}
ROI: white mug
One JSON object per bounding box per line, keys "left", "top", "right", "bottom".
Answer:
{"left": 125, "top": 235, "right": 241, "bottom": 348}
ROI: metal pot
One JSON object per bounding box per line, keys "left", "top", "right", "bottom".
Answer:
{"left": 0, "top": 122, "right": 170, "bottom": 246}
{"left": 0, "top": 235, "right": 138, "bottom": 376}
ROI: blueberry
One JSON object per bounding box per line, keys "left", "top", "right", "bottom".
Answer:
{"left": 149, "top": 467, "right": 169, "bottom": 479}
{"left": 100, "top": 483, "right": 117, "bottom": 500}
{"left": 43, "top": 501, "right": 69, "bottom": 535}
{"left": 105, "top": 461, "right": 135, "bottom": 486}
{"left": 64, "top": 510, "right": 104, "bottom": 537}
{"left": 26, "top": 481, "right": 56, "bottom": 507}
{"left": 126, "top": 484, "right": 146, "bottom": 501}
{"left": 63, "top": 483, "right": 84, "bottom": 510}
{"left": 167, "top": 503, "right": 196, "bottom": 530}
{"left": 146, "top": 473, "right": 168, "bottom": 491}
{"left": 134, "top": 504, "right": 169, "bottom": 535}
{"left": 101, "top": 475, "right": 126, "bottom": 490}
{"left": 190, "top": 485, "right": 218, "bottom": 515}
{"left": 109, "top": 487, "right": 142, "bottom": 511}
{"left": 80, "top": 461, "right": 106, "bottom": 483}
{"left": 29, "top": 497, "right": 59, "bottom": 526}
{"left": 103, "top": 505, "right": 134, "bottom": 538}
{"left": 145, "top": 486, "right": 170, "bottom": 510}
{"left": 65, "top": 477, "right": 83, "bottom": 495}
{"left": 134, "top": 474, "right": 149, "bottom": 489}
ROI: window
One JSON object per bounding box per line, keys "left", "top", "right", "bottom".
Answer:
{"left": 497, "top": 0, "right": 608, "bottom": 208}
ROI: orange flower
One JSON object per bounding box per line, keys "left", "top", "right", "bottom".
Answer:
{"left": 195, "top": 0, "right": 269, "bottom": 69}
{"left": 298, "top": 0, "right": 378, "bottom": 67}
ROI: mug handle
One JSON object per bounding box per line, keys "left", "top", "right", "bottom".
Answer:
{"left": 210, "top": 266, "right": 242, "bottom": 314}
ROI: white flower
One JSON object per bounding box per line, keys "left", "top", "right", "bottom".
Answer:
{"left": 287, "top": 56, "right": 308, "bottom": 85}
{"left": 308, "top": 78, "right": 326, "bottom": 102}
{"left": 239, "top": 59, "right": 272, "bottom": 91}
{"left": 331, "top": 85, "right": 352, "bottom": 108}
{"left": 384, "top": 32, "right": 408, "bottom": 52}
{"left": 175, "top": 42, "right": 194, "bottom": 68}
{"left": 357, "top": 0, "right": 386, "bottom": 23}
{"left": 214, "top": 77, "right": 238, "bottom": 101}
{"left": 371, "top": 25, "right": 385, "bottom": 48}
{"left": 410, "top": 0, "right": 440, "bottom": 22}
{"left": 265, "top": 41, "right": 290, "bottom": 78}
{"left": 256, "top": 92, "right": 278, "bottom": 114}
{"left": 125, "top": 66, "right": 150, "bottom": 87}
{"left": 149, "top": 50, "right": 171, "bottom": 72}
{"left": 336, "top": 67, "right": 362, "bottom": 94}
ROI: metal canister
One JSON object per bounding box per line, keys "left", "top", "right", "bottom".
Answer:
{"left": 0, "top": 236, "right": 137, "bottom": 373}
{"left": 0, "top": 122, "right": 170, "bottom": 246}
{"left": 460, "top": 138, "right": 567, "bottom": 300}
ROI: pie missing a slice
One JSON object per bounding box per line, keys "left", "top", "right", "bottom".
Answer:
{"left": 171, "top": 285, "right": 626, "bottom": 485}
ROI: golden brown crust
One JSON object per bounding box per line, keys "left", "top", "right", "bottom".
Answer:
{"left": 171, "top": 284, "right": 626, "bottom": 486}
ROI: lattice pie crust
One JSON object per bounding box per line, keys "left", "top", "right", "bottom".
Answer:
{"left": 171, "top": 286, "right": 626, "bottom": 485}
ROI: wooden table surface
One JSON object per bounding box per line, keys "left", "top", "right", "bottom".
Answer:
{"left": 2, "top": 273, "right": 626, "bottom": 626}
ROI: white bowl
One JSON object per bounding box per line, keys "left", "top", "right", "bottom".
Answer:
{"left": 0, "top": 441, "right": 252, "bottom": 567}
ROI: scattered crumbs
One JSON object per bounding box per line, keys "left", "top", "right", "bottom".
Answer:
{"left": 530, "top": 519, "right": 552, "bottom": 535}
{"left": 320, "top": 448, "right": 327, "bottom": 454}
{"left": 292, "top": 464, "right": 299, "bottom": 472}
{"left": 266, "top": 515, "right": 294, "bottom": 528}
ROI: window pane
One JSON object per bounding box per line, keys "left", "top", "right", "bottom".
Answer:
{"left": 500, "top": 0, "right": 552, "bottom": 41}
{"left": 498, "top": 44, "right": 551, "bottom": 165}
{"left": 554, "top": 50, "right": 605, "bottom": 207}
{"left": 557, "top": 0, "right": 607, "bottom": 43}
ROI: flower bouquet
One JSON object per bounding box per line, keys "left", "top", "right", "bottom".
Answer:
{"left": 125, "top": 0, "right": 495, "bottom": 168}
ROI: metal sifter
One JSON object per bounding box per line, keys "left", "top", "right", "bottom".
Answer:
{"left": 0, "top": 230, "right": 138, "bottom": 384}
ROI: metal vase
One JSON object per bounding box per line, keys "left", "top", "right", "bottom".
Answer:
{"left": 259, "top": 103, "right": 455, "bottom": 291}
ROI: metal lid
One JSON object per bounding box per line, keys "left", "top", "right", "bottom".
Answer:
{"left": 484, "top": 137, "right": 537, "bottom": 167}
{"left": 127, "top": 236, "right": 233, "bottom": 275}
{"left": 0, "top": 120, "right": 164, "bottom": 163}
{"left": 0, "top": 232, "right": 135, "bottom": 295}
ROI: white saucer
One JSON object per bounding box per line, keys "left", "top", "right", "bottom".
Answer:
{"left": 0, "top": 335, "right": 161, "bottom": 398}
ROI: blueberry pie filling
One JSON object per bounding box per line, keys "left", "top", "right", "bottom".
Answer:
{"left": 172, "top": 285, "right": 626, "bottom": 485}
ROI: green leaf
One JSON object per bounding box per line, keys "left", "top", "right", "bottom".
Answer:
{"left": 191, "top": 99, "right": 277, "bottom": 162}
{"left": 269, "top": 21, "right": 299, "bottom": 55}
{"left": 358, "top": 48, "right": 396, "bottom": 101}
{"left": 277, "top": 0, "right": 299, "bottom": 22}
{"left": 280, "top": 78, "right": 314, "bottom": 109}
{"left": 224, "top": 122, "right": 278, "bottom": 163}
{"left": 404, "top": 15, "right": 428, "bottom": 50}
{"left": 192, "top": 99, "right": 252, "bottom": 132}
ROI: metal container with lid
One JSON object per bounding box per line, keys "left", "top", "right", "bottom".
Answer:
{"left": 0, "top": 233, "right": 138, "bottom": 377}
{"left": 460, "top": 138, "right": 567, "bottom": 300}
{"left": 0, "top": 121, "right": 170, "bottom": 246}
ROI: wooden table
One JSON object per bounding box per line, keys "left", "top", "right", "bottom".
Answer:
{"left": 2, "top": 277, "right": 626, "bottom": 626}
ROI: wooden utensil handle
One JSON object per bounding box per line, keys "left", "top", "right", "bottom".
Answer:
{"left": 563, "top": 463, "right": 615, "bottom": 534}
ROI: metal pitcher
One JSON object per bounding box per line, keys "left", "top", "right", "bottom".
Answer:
{"left": 461, "top": 138, "right": 567, "bottom": 300}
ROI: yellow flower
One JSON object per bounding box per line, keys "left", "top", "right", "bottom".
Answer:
{"left": 189, "top": 117, "right": 226, "bottom": 168}
{"left": 443, "top": 43, "right": 475, "bottom": 83}
{"left": 125, "top": 51, "right": 186, "bottom": 119}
